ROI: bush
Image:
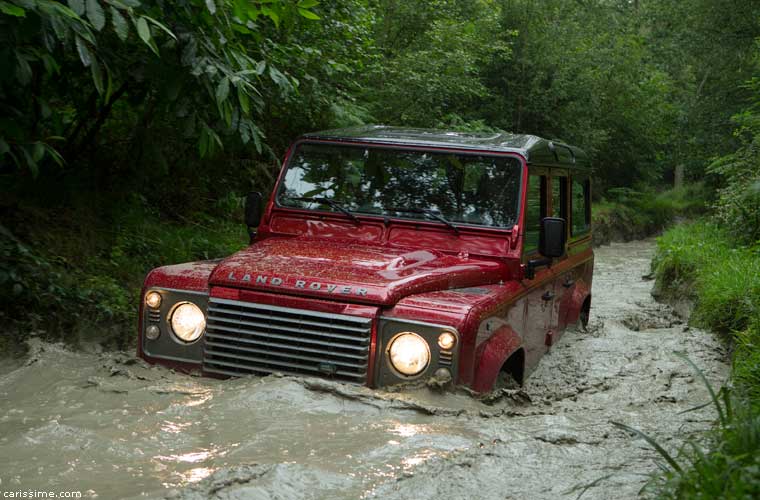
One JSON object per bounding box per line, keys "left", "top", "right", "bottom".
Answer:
{"left": 707, "top": 80, "right": 760, "bottom": 244}
{"left": 0, "top": 197, "right": 246, "bottom": 352}
{"left": 592, "top": 183, "right": 709, "bottom": 245}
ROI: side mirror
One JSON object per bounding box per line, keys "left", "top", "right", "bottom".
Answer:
{"left": 525, "top": 217, "right": 567, "bottom": 280}
{"left": 244, "top": 191, "right": 263, "bottom": 241}
{"left": 539, "top": 217, "right": 567, "bottom": 258}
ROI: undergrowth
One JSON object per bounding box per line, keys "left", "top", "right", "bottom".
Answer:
{"left": 593, "top": 183, "right": 709, "bottom": 245}
{"left": 0, "top": 195, "right": 246, "bottom": 352}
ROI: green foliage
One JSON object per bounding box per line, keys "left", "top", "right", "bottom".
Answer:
{"left": 0, "top": 0, "right": 323, "bottom": 176}
{"left": 734, "top": 318, "right": 760, "bottom": 404}
{"left": 652, "top": 221, "right": 760, "bottom": 334}
{"left": 708, "top": 77, "right": 760, "bottom": 244}
{"left": 366, "top": 0, "right": 512, "bottom": 127}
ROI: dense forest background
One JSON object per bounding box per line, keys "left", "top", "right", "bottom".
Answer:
{"left": 1, "top": 0, "right": 759, "bottom": 348}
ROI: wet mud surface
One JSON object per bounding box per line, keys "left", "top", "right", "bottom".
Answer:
{"left": 0, "top": 240, "right": 729, "bottom": 499}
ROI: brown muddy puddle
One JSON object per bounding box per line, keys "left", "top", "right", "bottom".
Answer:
{"left": 0, "top": 240, "right": 729, "bottom": 499}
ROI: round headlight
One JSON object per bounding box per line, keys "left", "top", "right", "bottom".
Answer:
{"left": 170, "top": 302, "right": 206, "bottom": 343}
{"left": 388, "top": 332, "right": 430, "bottom": 377}
{"left": 145, "top": 291, "right": 162, "bottom": 309}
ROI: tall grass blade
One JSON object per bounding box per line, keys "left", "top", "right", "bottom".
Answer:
{"left": 611, "top": 421, "right": 684, "bottom": 475}
{"left": 674, "top": 351, "right": 726, "bottom": 427}
{"left": 678, "top": 400, "right": 713, "bottom": 415}
{"left": 721, "top": 386, "right": 733, "bottom": 422}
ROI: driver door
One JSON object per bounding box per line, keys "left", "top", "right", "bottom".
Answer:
{"left": 521, "top": 170, "right": 557, "bottom": 368}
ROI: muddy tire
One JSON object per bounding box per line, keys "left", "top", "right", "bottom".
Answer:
{"left": 492, "top": 370, "right": 521, "bottom": 391}
{"left": 580, "top": 299, "right": 591, "bottom": 330}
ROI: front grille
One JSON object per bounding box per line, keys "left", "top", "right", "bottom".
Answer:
{"left": 203, "top": 297, "right": 373, "bottom": 383}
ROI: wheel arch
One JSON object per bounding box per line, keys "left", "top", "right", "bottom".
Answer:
{"left": 472, "top": 325, "right": 523, "bottom": 393}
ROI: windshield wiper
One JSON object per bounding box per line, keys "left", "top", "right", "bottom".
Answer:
{"left": 285, "top": 196, "right": 361, "bottom": 225}
{"left": 385, "top": 207, "right": 460, "bottom": 234}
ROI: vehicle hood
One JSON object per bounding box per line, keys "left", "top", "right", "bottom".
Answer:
{"left": 208, "top": 237, "right": 505, "bottom": 305}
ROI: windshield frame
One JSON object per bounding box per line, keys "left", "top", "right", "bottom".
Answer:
{"left": 272, "top": 139, "right": 526, "bottom": 232}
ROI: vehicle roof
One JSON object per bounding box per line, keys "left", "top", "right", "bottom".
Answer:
{"left": 300, "top": 125, "right": 590, "bottom": 170}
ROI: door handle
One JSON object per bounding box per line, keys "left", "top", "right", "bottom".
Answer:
{"left": 541, "top": 291, "right": 555, "bottom": 301}
{"left": 562, "top": 279, "right": 575, "bottom": 288}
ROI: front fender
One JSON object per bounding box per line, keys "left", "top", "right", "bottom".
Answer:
{"left": 472, "top": 325, "right": 523, "bottom": 393}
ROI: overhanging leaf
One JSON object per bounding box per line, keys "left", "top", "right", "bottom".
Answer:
{"left": 0, "top": 2, "right": 26, "bottom": 17}
{"left": 133, "top": 16, "right": 158, "bottom": 55}
{"left": 205, "top": 0, "right": 216, "bottom": 15}
{"left": 68, "top": 0, "right": 85, "bottom": 16}
{"left": 86, "top": 0, "right": 105, "bottom": 31}
{"left": 90, "top": 56, "right": 104, "bottom": 94}
{"left": 261, "top": 6, "right": 279, "bottom": 27}
{"left": 238, "top": 88, "right": 250, "bottom": 114}
{"left": 298, "top": 8, "right": 319, "bottom": 20}
{"left": 143, "top": 15, "right": 176, "bottom": 40}
{"left": 110, "top": 6, "right": 128, "bottom": 41}
{"left": 75, "top": 36, "right": 92, "bottom": 67}
{"left": 216, "top": 76, "right": 230, "bottom": 103}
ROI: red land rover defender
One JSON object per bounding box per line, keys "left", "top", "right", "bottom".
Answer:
{"left": 139, "top": 126, "right": 593, "bottom": 392}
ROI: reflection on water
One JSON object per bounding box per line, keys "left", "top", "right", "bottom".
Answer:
{"left": 0, "top": 241, "right": 730, "bottom": 499}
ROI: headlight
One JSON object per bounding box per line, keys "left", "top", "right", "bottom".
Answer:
{"left": 388, "top": 332, "right": 430, "bottom": 376}
{"left": 170, "top": 302, "right": 206, "bottom": 343}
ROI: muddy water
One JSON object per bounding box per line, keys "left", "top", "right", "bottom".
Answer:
{"left": 0, "top": 240, "right": 728, "bottom": 499}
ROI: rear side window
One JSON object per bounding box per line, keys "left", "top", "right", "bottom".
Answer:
{"left": 524, "top": 174, "right": 546, "bottom": 253}
{"left": 571, "top": 178, "right": 590, "bottom": 236}
{"left": 552, "top": 175, "right": 567, "bottom": 219}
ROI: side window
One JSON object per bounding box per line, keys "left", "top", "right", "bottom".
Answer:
{"left": 524, "top": 174, "right": 546, "bottom": 254}
{"left": 551, "top": 175, "right": 567, "bottom": 220}
{"left": 571, "top": 177, "right": 590, "bottom": 236}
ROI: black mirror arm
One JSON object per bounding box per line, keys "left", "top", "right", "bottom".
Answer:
{"left": 247, "top": 226, "right": 257, "bottom": 244}
{"left": 525, "top": 257, "right": 552, "bottom": 280}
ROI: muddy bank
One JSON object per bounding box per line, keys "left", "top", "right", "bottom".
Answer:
{"left": 0, "top": 240, "right": 728, "bottom": 499}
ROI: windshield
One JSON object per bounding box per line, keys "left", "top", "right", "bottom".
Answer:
{"left": 277, "top": 143, "right": 522, "bottom": 228}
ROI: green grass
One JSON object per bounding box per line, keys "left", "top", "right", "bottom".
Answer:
{"left": 646, "top": 220, "right": 760, "bottom": 497}
{"left": 652, "top": 221, "right": 760, "bottom": 334}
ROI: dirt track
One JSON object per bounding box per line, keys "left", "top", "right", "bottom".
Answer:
{"left": 0, "top": 240, "right": 728, "bottom": 499}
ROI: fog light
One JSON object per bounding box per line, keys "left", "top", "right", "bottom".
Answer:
{"left": 145, "top": 325, "right": 160, "bottom": 340}
{"left": 433, "top": 367, "right": 452, "bottom": 382}
{"left": 170, "top": 302, "right": 206, "bottom": 343}
{"left": 438, "top": 331, "right": 456, "bottom": 350}
{"left": 145, "top": 291, "right": 162, "bottom": 309}
{"left": 388, "top": 332, "right": 430, "bottom": 376}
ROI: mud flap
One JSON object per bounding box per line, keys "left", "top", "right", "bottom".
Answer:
{"left": 472, "top": 325, "right": 523, "bottom": 393}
